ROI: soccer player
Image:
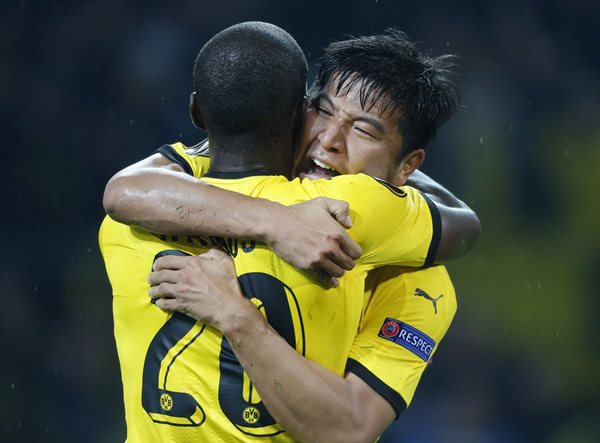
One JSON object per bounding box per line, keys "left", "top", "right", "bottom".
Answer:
{"left": 100, "top": 24, "right": 478, "bottom": 443}
{"left": 137, "top": 33, "right": 473, "bottom": 441}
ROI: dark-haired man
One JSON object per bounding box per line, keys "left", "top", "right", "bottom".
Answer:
{"left": 101, "top": 24, "right": 479, "bottom": 442}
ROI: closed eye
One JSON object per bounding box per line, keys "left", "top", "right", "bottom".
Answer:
{"left": 354, "top": 126, "right": 377, "bottom": 139}
{"left": 316, "top": 105, "right": 333, "bottom": 117}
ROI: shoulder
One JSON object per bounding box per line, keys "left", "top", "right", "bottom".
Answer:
{"left": 308, "top": 174, "right": 421, "bottom": 201}
{"left": 157, "top": 141, "right": 211, "bottom": 178}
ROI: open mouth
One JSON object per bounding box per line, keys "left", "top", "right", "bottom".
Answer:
{"left": 298, "top": 158, "right": 340, "bottom": 180}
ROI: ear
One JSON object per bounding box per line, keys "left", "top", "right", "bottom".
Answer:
{"left": 392, "top": 149, "right": 425, "bottom": 186}
{"left": 189, "top": 92, "right": 205, "bottom": 129}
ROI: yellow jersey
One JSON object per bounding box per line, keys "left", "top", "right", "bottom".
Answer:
{"left": 171, "top": 142, "right": 458, "bottom": 416}
{"left": 347, "top": 265, "right": 457, "bottom": 416}
{"left": 99, "top": 141, "right": 443, "bottom": 442}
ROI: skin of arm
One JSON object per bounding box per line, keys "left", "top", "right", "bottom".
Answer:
{"left": 142, "top": 169, "right": 481, "bottom": 441}
{"left": 105, "top": 155, "right": 479, "bottom": 273}
{"left": 405, "top": 169, "right": 481, "bottom": 263}
{"left": 104, "top": 153, "right": 362, "bottom": 286}
{"left": 143, "top": 171, "right": 482, "bottom": 441}
{"left": 148, "top": 249, "right": 395, "bottom": 443}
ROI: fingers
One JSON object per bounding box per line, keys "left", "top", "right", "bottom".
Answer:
{"left": 147, "top": 269, "right": 178, "bottom": 286}
{"left": 319, "top": 197, "right": 362, "bottom": 261}
{"left": 312, "top": 268, "right": 340, "bottom": 289}
{"left": 338, "top": 232, "right": 363, "bottom": 261}
{"left": 153, "top": 255, "right": 189, "bottom": 271}
{"left": 321, "top": 198, "right": 353, "bottom": 229}
{"left": 321, "top": 233, "right": 361, "bottom": 272}
{"left": 202, "top": 247, "right": 233, "bottom": 263}
{"left": 311, "top": 245, "right": 362, "bottom": 287}
{"left": 317, "top": 257, "right": 346, "bottom": 280}
{"left": 326, "top": 245, "right": 356, "bottom": 272}
{"left": 200, "top": 246, "right": 230, "bottom": 260}
{"left": 200, "top": 247, "right": 238, "bottom": 276}
{"left": 154, "top": 297, "right": 178, "bottom": 312}
{"left": 148, "top": 282, "right": 177, "bottom": 301}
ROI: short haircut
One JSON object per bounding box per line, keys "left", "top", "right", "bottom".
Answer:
{"left": 193, "top": 22, "right": 308, "bottom": 142}
{"left": 311, "top": 28, "right": 459, "bottom": 157}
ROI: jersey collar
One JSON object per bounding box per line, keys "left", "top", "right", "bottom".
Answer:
{"left": 203, "top": 169, "right": 278, "bottom": 179}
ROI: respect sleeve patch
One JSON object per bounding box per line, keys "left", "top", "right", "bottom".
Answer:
{"left": 378, "top": 318, "right": 436, "bottom": 362}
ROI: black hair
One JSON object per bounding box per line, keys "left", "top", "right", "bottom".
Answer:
{"left": 310, "top": 28, "right": 459, "bottom": 157}
{"left": 193, "top": 22, "right": 307, "bottom": 146}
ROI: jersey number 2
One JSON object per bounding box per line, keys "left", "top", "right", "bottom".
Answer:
{"left": 141, "top": 250, "right": 305, "bottom": 437}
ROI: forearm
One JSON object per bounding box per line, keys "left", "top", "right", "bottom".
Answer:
{"left": 105, "top": 156, "right": 361, "bottom": 281}
{"left": 407, "top": 169, "right": 481, "bottom": 261}
{"left": 406, "top": 169, "right": 468, "bottom": 208}
{"left": 104, "top": 166, "right": 280, "bottom": 240}
{"left": 149, "top": 252, "right": 389, "bottom": 440}
{"left": 219, "top": 306, "right": 382, "bottom": 443}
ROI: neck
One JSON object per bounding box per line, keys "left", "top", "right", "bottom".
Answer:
{"left": 207, "top": 135, "right": 294, "bottom": 178}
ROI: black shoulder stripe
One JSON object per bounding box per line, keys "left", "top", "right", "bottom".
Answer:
{"left": 345, "top": 358, "right": 407, "bottom": 419}
{"left": 155, "top": 144, "right": 194, "bottom": 176}
{"left": 369, "top": 176, "right": 407, "bottom": 198}
{"left": 421, "top": 192, "right": 442, "bottom": 268}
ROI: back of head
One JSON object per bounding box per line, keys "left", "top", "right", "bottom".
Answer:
{"left": 311, "top": 29, "right": 459, "bottom": 157}
{"left": 194, "top": 22, "right": 307, "bottom": 147}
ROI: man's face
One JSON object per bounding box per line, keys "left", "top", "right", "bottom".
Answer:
{"left": 295, "top": 80, "right": 405, "bottom": 183}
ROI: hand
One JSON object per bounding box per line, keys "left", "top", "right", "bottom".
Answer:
{"left": 265, "top": 197, "right": 362, "bottom": 287}
{"left": 147, "top": 248, "right": 249, "bottom": 329}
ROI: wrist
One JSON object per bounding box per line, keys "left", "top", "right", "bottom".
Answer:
{"left": 216, "top": 298, "right": 268, "bottom": 343}
{"left": 254, "top": 200, "right": 288, "bottom": 245}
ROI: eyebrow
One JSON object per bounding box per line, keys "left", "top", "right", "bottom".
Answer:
{"left": 318, "top": 93, "right": 386, "bottom": 134}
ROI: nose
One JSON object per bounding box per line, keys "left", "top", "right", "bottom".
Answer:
{"left": 317, "top": 120, "right": 346, "bottom": 154}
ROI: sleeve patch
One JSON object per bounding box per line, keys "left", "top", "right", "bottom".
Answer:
{"left": 378, "top": 318, "right": 436, "bottom": 362}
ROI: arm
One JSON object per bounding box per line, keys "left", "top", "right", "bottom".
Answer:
{"left": 103, "top": 152, "right": 362, "bottom": 286}
{"left": 148, "top": 249, "right": 395, "bottom": 443}
{"left": 406, "top": 169, "right": 481, "bottom": 262}
{"left": 104, "top": 152, "right": 295, "bottom": 239}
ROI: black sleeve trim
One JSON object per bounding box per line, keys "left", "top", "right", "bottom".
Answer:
{"left": 420, "top": 192, "right": 442, "bottom": 268}
{"left": 345, "top": 358, "right": 407, "bottom": 420}
{"left": 155, "top": 144, "right": 194, "bottom": 176}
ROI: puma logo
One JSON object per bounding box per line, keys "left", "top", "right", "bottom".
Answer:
{"left": 414, "top": 288, "right": 443, "bottom": 314}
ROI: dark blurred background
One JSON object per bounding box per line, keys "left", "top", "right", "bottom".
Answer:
{"left": 2, "top": 0, "right": 599, "bottom": 441}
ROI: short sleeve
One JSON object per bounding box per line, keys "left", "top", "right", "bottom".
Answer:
{"left": 346, "top": 265, "right": 457, "bottom": 417}
{"left": 310, "top": 174, "right": 442, "bottom": 268}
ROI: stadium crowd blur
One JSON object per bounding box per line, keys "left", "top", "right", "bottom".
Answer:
{"left": 2, "top": 0, "right": 599, "bottom": 441}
